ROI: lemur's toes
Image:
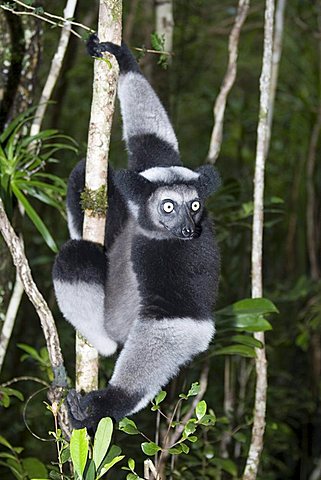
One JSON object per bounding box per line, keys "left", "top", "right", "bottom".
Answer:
{"left": 67, "top": 389, "right": 87, "bottom": 421}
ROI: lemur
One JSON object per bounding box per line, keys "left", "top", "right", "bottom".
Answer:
{"left": 52, "top": 34, "right": 220, "bottom": 431}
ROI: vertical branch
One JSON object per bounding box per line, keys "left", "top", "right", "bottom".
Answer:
{"left": 155, "top": 0, "right": 174, "bottom": 56}
{"left": 242, "top": 1, "right": 275, "bottom": 479}
{"left": 76, "top": 0, "right": 122, "bottom": 392}
{"left": 29, "top": 0, "right": 78, "bottom": 137}
{"left": 0, "top": 271, "right": 24, "bottom": 373}
{"left": 207, "top": 0, "right": 250, "bottom": 164}
{"left": 0, "top": 199, "right": 67, "bottom": 385}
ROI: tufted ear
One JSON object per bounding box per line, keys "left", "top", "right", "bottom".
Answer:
{"left": 195, "top": 165, "right": 221, "bottom": 198}
{"left": 113, "top": 170, "right": 154, "bottom": 200}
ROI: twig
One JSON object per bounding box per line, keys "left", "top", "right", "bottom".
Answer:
{"left": 156, "top": 362, "right": 209, "bottom": 477}
{"left": 1, "top": 375, "right": 49, "bottom": 388}
{"left": 242, "top": 1, "right": 275, "bottom": 479}
{"left": 30, "top": 0, "right": 79, "bottom": 137}
{"left": 0, "top": 271, "right": 24, "bottom": 374}
{"left": 0, "top": 197, "right": 69, "bottom": 435}
{"left": 0, "top": 5, "right": 81, "bottom": 38}
{"left": 76, "top": 0, "right": 122, "bottom": 392}
{"left": 144, "top": 459, "right": 161, "bottom": 480}
{"left": 207, "top": 0, "right": 250, "bottom": 164}
{"left": 133, "top": 47, "right": 173, "bottom": 56}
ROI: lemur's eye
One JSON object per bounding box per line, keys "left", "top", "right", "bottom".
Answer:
{"left": 191, "top": 200, "right": 200, "bottom": 212}
{"left": 163, "top": 201, "right": 174, "bottom": 213}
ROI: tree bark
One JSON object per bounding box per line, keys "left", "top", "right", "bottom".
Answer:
{"left": 76, "top": 0, "right": 122, "bottom": 393}
{"left": 207, "top": 0, "right": 250, "bottom": 164}
{"left": 242, "top": 1, "right": 275, "bottom": 479}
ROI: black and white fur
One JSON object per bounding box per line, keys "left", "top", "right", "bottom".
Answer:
{"left": 53, "top": 35, "right": 220, "bottom": 431}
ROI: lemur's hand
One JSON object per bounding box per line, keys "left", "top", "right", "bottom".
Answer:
{"left": 86, "top": 33, "right": 120, "bottom": 59}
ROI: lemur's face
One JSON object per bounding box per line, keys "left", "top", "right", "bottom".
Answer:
{"left": 147, "top": 185, "right": 203, "bottom": 240}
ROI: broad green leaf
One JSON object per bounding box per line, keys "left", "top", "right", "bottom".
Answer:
{"left": 22, "top": 458, "right": 48, "bottom": 478}
{"left": 195, "top": 400, "right": 207, "bottom": 421}
{"left": 211, "top": 457, "right": 237, "bottom": 476}
{"left": 60, "top": 447, "right": 70, "bottom": 464}
{"left": 128, "top": 458, "right": 135, "bottom": 471}
{"left": 126, "top": 474, "right": 138, "bottom": 480}
{"left": 70, "top": 428, "right": 88, "bottom": 478}
{"left": 154, "top": 390, "right": 167, "bottom": 405}
{"left": 218, "top": 314, "right": 272, "bottom": 332}
{"left": 93, "top": 417, "right": 113, "bottom": 470}
{"left": 213, "top": 344, "right": 256, "bottom": 358}
{"left": 229, "top": 334, "right": 263, "bottom": 348}
{"left": 118, "top": 417, "right": 140, "bottom": 435}
{"left": 217, "top": 298, "right": 278, "bottom": 316}
{"left": 85, "top": 460, "right": 95, "bottom": 480}
{"left": 11, "top": 185, "right": 58, "bottom": 252}
{"left": 141, "top": 442, "right": 161, "bottom": 456}
{"left": 199, "top": 414, "right": 216, "bottom": 426}
{"left": 97, "top": 456, "right": 125, "bottom": 478}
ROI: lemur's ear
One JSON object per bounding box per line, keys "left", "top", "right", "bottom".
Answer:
{"left": 195, "top": 165, "right": 221, "bottom": 198}
{"left": 113, "top": 170, "right": 154, "bottom": 200}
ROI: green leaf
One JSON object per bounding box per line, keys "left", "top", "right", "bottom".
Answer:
{"left": 229, "top": 334, "right": 263, "bottom": 348}
{"left": 60, "top": 447, "right": 70, "bottom": 464}
{"left": 154, "top": 390, "right": 167, "bottom": 405}
{"left": 195, "top": 400, "right": 207, "bottom": 421}
{"left": 118, "top": 417, "right": 140, "bottom": 435}
{"left": 70, "top": 428, "right": 89, "bottom": 478}
{"left": 0, "top": 435, "right": 13, "bottom": 450}
{"left": 211, "top": 458, "right": 238, "bottom": 476}
{"left": 217, "top": 298, "right": 278, "bottom": 316}
{"left": 187, "top": 382, "right": 200, "bottom": 397}
{"left": 85, "top": 460, "right": 95, "bottom": 480}
{"left": 187, "top": 435, "right": 198, "bottom": 443}
{"left": 126, "top": 474, "right": 138, "bottom": 480}
{"left": 168, "top": 445, "right": 183, "bottom": 455}
{"left": 128, "top": 458, "right": 135, "bottom": 471}
{"left": 180, "top": 443, "right": 190, "bottom": 454}
{"left": 93, "top": 417, "right": 113, "bottom": 470}
{"left": 22, "top": 458, "right": 48, "bottom": 478}
{"left": 183, "top": 419, "right": 197, "bottom": 437}
{"left": 199, "top": 414, "right": 216, "bottom": 426}
{"left": 0, "top": 387, "right": 24, "bottom": 402}
{"left": 141, "top": 442, "right": 161, "bottom": 456}
{"left": 97, "top": 455, "right": 125, "bottom": 478}
{"left": 11, "top": 185, "right": 58, "bottom": 252}
{"left": 213, "top": 345, "right": 256, "bottom": 358}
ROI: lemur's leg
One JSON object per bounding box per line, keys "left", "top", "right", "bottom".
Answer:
{"left": 67, "top": 317, "right": 214, "bottom": 430}
{"left": 53, "top": 240, "right": 117, "bottom": 357}
{"left": 86, "top": 35, "right": 182, "bottom": 171}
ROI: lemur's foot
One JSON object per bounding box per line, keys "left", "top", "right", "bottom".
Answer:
{"left": 67, "top": 389, "right": 98, "bottom": 432}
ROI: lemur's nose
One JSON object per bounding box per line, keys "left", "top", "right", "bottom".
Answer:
{"left": 182, "top": 226, "right": 193, "bottom": 237}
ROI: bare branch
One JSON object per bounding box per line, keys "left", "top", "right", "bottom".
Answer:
{"left": 0, "top": 198, "right": 67, "bottom": 386}
{"left": 30, "top": 0, "right": 79, "bottom": 137}
{"left": 0, "top": 272, "right": 24, "bottom": 374}
{"left": 76, "top": 0, "right": 122, "bottom": 392}
{"left": 207, "top": 0, "right": 250, "bottom": 164}
{"left": 242, "top": 0, "right": 275, "bottom": 478}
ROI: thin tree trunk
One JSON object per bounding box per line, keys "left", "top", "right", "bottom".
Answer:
{"left": 242, "top": 1, "right": 275, "bottom": 479}
{"left": 155, "top": 0, "right": 174, "bottom": 59}
{"left": 76, "top": 0, "right": 122, "bottom": 392}
{"left": 0, "top": 271, "right": 24, "bottom": 373}
{"left": 30, "top": 0, "right": 78, "bottom": 137}
{"left": 207, "top": 0, "right": 250, "bottom": 164}
{"left": 0, "top": 198, "right": 69, "bottom": 433}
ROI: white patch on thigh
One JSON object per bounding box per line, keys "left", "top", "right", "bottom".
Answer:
{"left": 54, "top": 280, "right": 117, "bottom": 356}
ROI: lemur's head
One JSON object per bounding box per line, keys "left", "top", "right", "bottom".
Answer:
{"left": 114, "top": 165, "right": 220, "bottom": 240}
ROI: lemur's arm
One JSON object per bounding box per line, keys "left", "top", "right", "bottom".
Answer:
{"left": 87, "top": 34, "right": 181, "bottom": 171}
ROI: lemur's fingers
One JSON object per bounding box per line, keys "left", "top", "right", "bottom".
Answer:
{"left": 87, "top": 34, "right": 139, "bottom": 74}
